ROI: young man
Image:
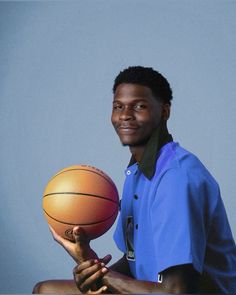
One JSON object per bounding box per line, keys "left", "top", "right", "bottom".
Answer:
{"left": 33, "top": 66, "right": 236, "bottom": 294}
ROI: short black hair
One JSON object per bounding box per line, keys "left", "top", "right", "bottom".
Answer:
{"left": 113, "top": 66, "right": 173, "bottom": 105}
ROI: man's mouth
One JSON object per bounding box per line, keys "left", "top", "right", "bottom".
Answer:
{"left": 118, "top": 124, "right": 139, "bottom": 129}
{"left": 117, "top": 125, "right": 139, "bottom": 134}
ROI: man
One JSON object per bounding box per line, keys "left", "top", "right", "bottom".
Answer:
{"left": 33, "top": 66, "right": 236, "bottom": 293}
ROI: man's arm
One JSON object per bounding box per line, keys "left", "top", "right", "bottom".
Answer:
{"left": 76, "top": 259, "right": 200, "bottom": 294}
{"left": 102, "top": 264, "right": 200, "bottom": 294}
{"left": 72, "top": 254, "right": 132, "bottom": 293}
{"left": 47, "top": 226, "right": 202, "bottom": 294}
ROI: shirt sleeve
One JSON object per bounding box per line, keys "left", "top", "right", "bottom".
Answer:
{"left": 150, "top": 167, "right": 208, "bottom": 275}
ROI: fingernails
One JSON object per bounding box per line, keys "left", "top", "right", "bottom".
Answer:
{"left": 102, "top": 286, "right": 107, "bottom": 291}
{"left": 105, "top": 254, "right": 112, "bottom": 259}
{"left": 103, "top": 254, "right": 112, "bottom": 261}
{"left": 73, "top": 226, "right": 80, "bottom": 234}
{"left": 101, "top": 267, "right": 108, "bottom": 273}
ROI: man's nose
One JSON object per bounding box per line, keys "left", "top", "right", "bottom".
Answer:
{"left": 119, "top": 107, "right": 134, "bottom": 120}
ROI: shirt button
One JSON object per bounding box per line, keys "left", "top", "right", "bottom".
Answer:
{"left": 135, "top": 224, "right": 138, "bottom": 230}
{"left": 134, "top": 194, "right": 138, "bottom": 200}
{"left": 126, "top": 170, "right": 131, "bottom": 175}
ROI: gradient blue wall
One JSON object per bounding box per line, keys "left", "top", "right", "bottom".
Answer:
{"left": 0, "top": 0, "right": 236, "bottom": 293}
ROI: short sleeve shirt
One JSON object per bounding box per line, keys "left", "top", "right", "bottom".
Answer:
{"left": 113, "top": 142, "right": 236, "bottom": 293}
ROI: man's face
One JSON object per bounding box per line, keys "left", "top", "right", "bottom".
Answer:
{"left": 111, "top": 83, "right": 168, "bottom": 147}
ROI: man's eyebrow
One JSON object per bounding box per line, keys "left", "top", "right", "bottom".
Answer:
{"left": 113, "top": 98, "right": 149, "bottom": 103}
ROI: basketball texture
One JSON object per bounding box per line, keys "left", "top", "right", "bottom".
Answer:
{"left": 43, "top": 165, "right": 119, "bottom": 240}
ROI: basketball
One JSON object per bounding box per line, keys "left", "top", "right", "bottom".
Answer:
{"left": 42, "top": 165, "right": 119, "bottom": 240}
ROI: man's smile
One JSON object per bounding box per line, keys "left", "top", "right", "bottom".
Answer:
{"left": 116, "top": 125, "right": 140, "bottom": 135}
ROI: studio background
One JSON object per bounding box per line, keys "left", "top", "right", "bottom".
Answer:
{"left": 0, "top": 0, "right": 236, "bottom": 293}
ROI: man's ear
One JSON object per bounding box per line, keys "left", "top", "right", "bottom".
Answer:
{"left": 162, "top": 103, "right": 171, "bottom": 121}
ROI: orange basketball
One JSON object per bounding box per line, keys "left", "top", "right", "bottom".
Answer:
{"left": 43, "top": 165, "right": 119, "bottom": 240}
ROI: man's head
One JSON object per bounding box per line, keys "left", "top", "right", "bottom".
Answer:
{"left": 113, "top": 66, "right": 173, "bottom": 105}
{"left": 111, "top": 66, "right": 172, "bottom": 148}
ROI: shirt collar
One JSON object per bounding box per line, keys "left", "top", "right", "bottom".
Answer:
{"left": 128, "top": 122, "right": 173, "bottom": 180}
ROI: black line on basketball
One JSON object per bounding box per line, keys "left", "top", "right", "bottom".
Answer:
{"left": 43, "top": 192, "right": 119, "bottom": 205}
{"left": 50, "top": 168, "right": 116, "bottom": 188}
{"left": 43, "top": 208, "right": 118, "bottom": 226}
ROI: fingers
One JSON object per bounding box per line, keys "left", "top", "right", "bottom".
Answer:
{"left": 87, "top": 285, "right": 108, "bottom": 294}
{"left": 49, "top": 225, "right": 86, "bottom": 263}
{"left": 101, "top": 254, "right": 112, "bottom": 265}
{"left": 80, "top": 267, "right": 108, "bottom": 292}
{"left": 48, "top": 225, "right": 61, "bottom": 243}
{"left": 73, "top": 260, "right": 109, "bottom": 293}
{"left": 73, "top": 226, "right": 89, "bottom": 246}
{"left": 49, "top": 225, "right": 68, "bottom": 246}
{"left": 49, "top": 225, "right": 88, "bottom": 246}
{"left": 49, "top": 225, "right": 76, "bottom": 251}
{"left": 76, "top": 255, "right": 111, "bottom": 274}
{"left": 49, "top": 225, "right": 90, "bottom": 253}
{"left": 49, "top": 225, "right": 100, "bottom": 266}
{"left": 74, "top": 260, "right": 108, "bottom": 281}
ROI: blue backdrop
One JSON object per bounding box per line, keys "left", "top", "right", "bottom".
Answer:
{"left": 0, "top": 0, "right": 236, "bottom": 293}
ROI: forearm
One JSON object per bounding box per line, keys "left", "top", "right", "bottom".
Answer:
{"left": 102, "top": 270, "right": 166, "bottom": 294}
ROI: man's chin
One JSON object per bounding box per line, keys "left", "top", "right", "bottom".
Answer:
{"left": 121, "top": 143, "right": 132, "bottom": 147}
{"left": 120, "top": 139, "right": 148, "bottom": 147}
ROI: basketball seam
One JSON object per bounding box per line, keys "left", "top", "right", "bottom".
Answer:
{"left": 43, "top": 192, "right": 119, "bottom": 205}
{"left": 43, "top": 208, "right": 118, "bottom": 226}
{"left": 50, "top": 168, "right": 116, "bottom": 189}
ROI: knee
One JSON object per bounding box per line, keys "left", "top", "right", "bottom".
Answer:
{"left": 32, "top": 281, "right": 52, "bottom": 294}
{"left": 32, "top": 280, "right": 78, "bottom": 294}
{"left": 32, "top": 281, "right": 42, "bottom": 294}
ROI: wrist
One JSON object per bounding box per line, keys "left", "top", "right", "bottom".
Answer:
{"left": 102, "top": 270, "right": 118, "bottom": 291}
{"left": 102, "top": 270, "right": 112, "bottom": 285}
{"left": 102, "top": 270, "right": 132, "bottom": 294}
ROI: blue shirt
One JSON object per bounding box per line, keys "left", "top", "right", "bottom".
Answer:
{"left": 114, "top": 142, "right": 236, "bottom": 293}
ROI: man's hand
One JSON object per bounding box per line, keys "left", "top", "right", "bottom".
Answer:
{"left": 49, "top": 225, "right": 112, "bottom": 293}
{"left": 49, "top": 225, "right": 98, "bottom": 263}
{"left": 73, "top": 257, "right": 111, "bottom": 293}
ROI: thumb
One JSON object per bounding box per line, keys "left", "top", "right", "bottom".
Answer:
{"left": 101, "top": 254, "right": 112, "bottom": 265}
{"left": 73, "top": 226, "right": 89, "bottom": 246}
{"left": 88, "top": 286, "right": 108, "bottom": 295}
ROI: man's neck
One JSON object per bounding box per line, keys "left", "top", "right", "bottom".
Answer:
{"left": 129, "top": 145, "right": 146, "bottom": 163}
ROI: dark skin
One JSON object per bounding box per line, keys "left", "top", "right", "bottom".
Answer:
{"left": 33, "top": 83, "right": 201, "bottom": 294}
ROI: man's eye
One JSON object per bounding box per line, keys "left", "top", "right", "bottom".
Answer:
{"left": 134, "top": 104, "right": 146, "bottom": 110}
{"left": 113, "top": 104, "right": 123, "bottom": 110}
